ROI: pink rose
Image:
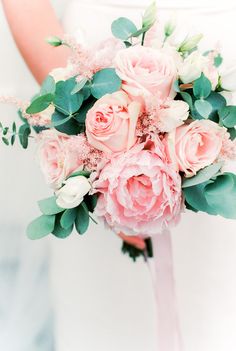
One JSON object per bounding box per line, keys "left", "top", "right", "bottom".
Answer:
{"left": 86, "top": 91, "right": 141, "bottom": 154}
{"left": 38, "top": 130, "right": 84, "bottom": 189}
{"left": 166, "top": 120, "right": 226, "bottom": 177}
{"left": 93, "top": 138, "right": 182, "bottom": 236}
{"left": 114, "top": 45, "right": 177, "bottom": 102}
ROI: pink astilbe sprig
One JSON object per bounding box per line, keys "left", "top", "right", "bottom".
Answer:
{"left": 0, "top": 95, "right": 29, "bottom": 118}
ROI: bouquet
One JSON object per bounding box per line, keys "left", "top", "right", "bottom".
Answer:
{"left": 1, "top": 3, "right": 236, "bottom": 349}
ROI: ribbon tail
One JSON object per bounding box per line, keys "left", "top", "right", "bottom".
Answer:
{"left": 148, "top": 230, "right": 184, "bottom": 351}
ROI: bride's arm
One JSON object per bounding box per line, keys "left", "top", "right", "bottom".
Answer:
{"left": 2, "top": 0, "right": 70, "bottom": 84}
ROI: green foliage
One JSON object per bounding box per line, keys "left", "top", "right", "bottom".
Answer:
{"left": 41, "top": 75, "right": 56, "bottom": 95}
{"left": 91, "top": 68, "right": 122, "bottom": 99}
{"left": 111, "top": 17, "right": 137, "bottom": 40}
{"left": 52, "top": 215, "right": 73, "bottom": 238}
{"left": 75, "top": 203, "right": 90, "bottom": 234}
{"left": 142, "top": 2, "right": 156, "bottom": 28}
{"left": 205, "top": 92, "right": 226, "bottom": 122}
{"left": 18, "top": 124, "right": 31, "bottom": 149}
{"left": 60, "top": 208, "right": 78, "bottom": 229}
{"left": 194, "top": 99, "right": 212, "bottom": 118}
{"left": 26, "top": 94, "right": 54, "bottom": 114}
{"left": 193, "top": 73, "right": 212, "bottom": 99}
{"left": 84, "top": 194, "right": 98, "bottom": 213}
{"left": 51, "top": 111, "right": 81, "bottom": 135}
{"left": 228, "top": 127, "right": 236, "bottom": 140}
{"left": 27, "top": 215, "right": 55, "bottom": 240}
{"left": 71, "top": 78, "right": 88, "bottom": 95}
{"left": 121, "top": 237, "right": 153, "bottom": 262}
{"left": 46, "top": 36, "right": 62, "bottom": 47}
{"left": 54, "top": 78, "right": 83, "bottom": 115}
{"left": 214, "top": 54, "right": 223, "bottom": 68}
{"left": 219, "top": 106, "right": 236, "bottom": 128}
{"left": 184, "top": 173, "right": 236, "bottom": 219}
{"left": 182, "top": 162, "right": 223, "bottom": 188}
{"left": 38, "top": 196, "right": 64, "bottom": 215}
{"left": 178, "top": 34, "right": 203, "bottom": 53}
{"left": 74, "top": 97, "right": 95, "bottom": 124}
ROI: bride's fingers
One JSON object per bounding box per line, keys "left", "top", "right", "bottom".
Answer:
{"left": 118, "top": 232, "right": 146, "bottom": 250}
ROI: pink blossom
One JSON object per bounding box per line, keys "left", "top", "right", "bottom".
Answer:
{"left": 93, "top": 138, "right": 182, "bottom": 237}
{"left": 37, "top": 130, "right": 85, "bottom": 189}
{"left": 114, "top": 45, "right": 177, "bottom": 103}
{"left": 166, "top": 120, "right": 226, "bottom": 177}
{"left": 86, "top": 91, "right": 141, "bottom": 154}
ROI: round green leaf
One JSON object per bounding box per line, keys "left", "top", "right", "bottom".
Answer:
{"left": 38, "top": 196, "right": 64, "bottom": 215}
{"left": 111, "top": 17, "right": 137, "bottom": 40}
{"left": 205, "top": 92, "right": 226, "bottom": 121}
{"left": 52, "top": 217, "right": 73, "bottom": 238}
{"left": 26, "top": 94, "right": 54, "bottom": 114}
{"left": 60, "top": 208, "right": 78, "bottom": 229}
{"left": 27, "top": 215, "right": 55, "bottom": 240}
{"left": 75, "top": 203, "right": 89, "bottom": 235}
{"left": 219, "top": 106, "right": 236, "bottom": 128}
{"left": 193, "top": 73, "right": 212, "bottom": 99}
{"left": 54, "top": 78, "right": 83, "bottom": 115}
{"left": 91, "top": 68, "right": 122, "bottom": 99}
{"left": 205, "top": 173, "right": 236, "bottom": 219}
{"left": 52, "top": 111, "right": 81, "bottom": 135}
{"left": 41, "top": 76, "right": 56, "bottom": 95}
{"left": 182, "top": 162, "right": 223, "bottom": 188}
{"left": 194, "top": 99, "right": 212, "bottom": 118}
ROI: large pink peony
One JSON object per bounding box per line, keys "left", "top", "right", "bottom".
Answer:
{"left": 38, "top": 130, "right": 84, "bottom": 189}
{"left": 166, "top": 120, "right": 226, "bottom": 177}
{"left": 93, "top": 138, "right": 182, "bottom": 237}
{"left": 86, "top": 91, "right": 141, "bottom": 153}
{"left": 114, "top": 45, "right": 177, "bottom": 102}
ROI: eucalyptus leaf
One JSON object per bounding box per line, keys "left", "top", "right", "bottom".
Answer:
{"left": 52, "top": 111, "right": 81, "bottom": 135}
{"left": 2, "top": 137, "right": 9, "bottom": 146}
{"left": 27, "top": 215, "right": 55, "bottom": 240}
{"left": 74, "top": 97, "right": 95, "bottom": 124}
{"left": 193, "top": 73, "right": 212, "bottom": 99}
{"left": 219, "top": 105, "right": 236, "bottom": 128}
{"left": 182, "top": 162, "right": 223, "bottom": 188}
{"left": 60, "top": 208, "right": 78, "bottom": 229}
{"left": 38, "top": 196, "right": 64, "bottom": 215}
{"left": 54, "top": 78, "right": 83, "bottom": 115}
{"left": 19, "top": 124, "right": 31, "bottom": 149}
{"left": 53, "top": 215, "right": 73, "bottom": 238}
{"left": 194, "top": 99, "right": 212, "bottom": 118}
{"left": 205, "top": 92, "right": 226, "bottom": 121}
{"left": 26, "top": 94, "right": 54, "bottom": 114}
{"left": 205, "top": 173, "right": 236, "bottom": 219}
{"left": 71, "top": 78, "right": 88, "bottom": 95}
{"left": 91, "top": 68, "right": 122, "bottom": 99}
{"left": 183, "top": 181, "right": 217, "bottom": 215}
{"left": 75, "top": 203, "right": 89, "bottom": 235}
{"left": 111, "top": 17, "right": 137, "bottom": 40}
{"left": 84, "top": 194, "right": 98, "bottom": 213}
{"left": 180, "top": 92, "right": 193, "bottom": 110}
{"left": 228, "top": 127, "right": 236, "bottom": 140}
{"left": 41, "top": 75, "right": 56, "bottom": 95}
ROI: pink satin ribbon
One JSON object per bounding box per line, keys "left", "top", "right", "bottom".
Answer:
{"left": 148, "top": 230, "right": 184, "bottom": 351}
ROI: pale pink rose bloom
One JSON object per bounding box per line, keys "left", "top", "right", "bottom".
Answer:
{"left": 38, "top": 130, "right": 84, "bottom": 189}
{"left": 114, "top": 45, "right": 177, "bottom": 102}
{"left": 86, "top": 91, "right": 141, "bottom": 154}
{"left": 93, "top": 138, "right": 182, "bottom": 237}
{"left": 166, "top": 120, "right": 226, "bottom": 177}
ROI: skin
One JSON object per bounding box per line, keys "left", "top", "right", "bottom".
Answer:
{"left": 2, "top": 0, "right": 70, "bottom": 84}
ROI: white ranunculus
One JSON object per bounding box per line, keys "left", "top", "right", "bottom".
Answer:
{"left": 178, "top": 51, "right": 206, "bottom": 84}
{"left": 56, "top": 176, "right": 91, "bottom": 209}
{"left": 157, "top": 100, "right": 189, "bottom": 132}
{"left": 221, "top": 65, "right": 236, "bottom": 91}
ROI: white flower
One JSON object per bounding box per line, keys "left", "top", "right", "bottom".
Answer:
{"left": 221, "top": 65, "right": 236, "bottom": 91}
{"left": 157, "top": 100, "right": 189, "bottom": 132}
{"left": 56, "top": 176, "right": 91, "bottom": 209}
{"left": 220, "top": 91, "right": 236, "bottom": 105}
{"left": 178, "top": 52, "right": 206, "bottom": 84}
{"left": 49, "top": 65, "right": 72, "bottom": 83}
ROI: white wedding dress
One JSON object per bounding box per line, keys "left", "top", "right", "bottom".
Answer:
{"left": 48, "top": 1, "right": 236, "bottom": 351}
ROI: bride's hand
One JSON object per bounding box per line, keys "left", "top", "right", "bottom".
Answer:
{"left": 2, "top": 0, "right": 70, "bottom": 84}
{"left": 118, "top": 232, "right": 146, "bottom": 250}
